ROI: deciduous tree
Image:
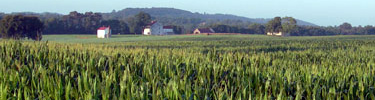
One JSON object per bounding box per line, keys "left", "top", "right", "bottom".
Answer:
{"left": 282, "top": 17, "right": 297, "bottom": 35}
{"left": 266, "top": 17, "right": 282, "bottom": 33}
{"left": 127, "top": 12, "right": 152, "bottom": 34}
{"left": 0, "top": 15, "right": 44, "bottom": 41}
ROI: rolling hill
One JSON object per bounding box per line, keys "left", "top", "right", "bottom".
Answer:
{"left": 1, "top": 8, "right": 316, "bottom": 26}
{"left": 102, "top": 7, "right": 317, "bottom": 26}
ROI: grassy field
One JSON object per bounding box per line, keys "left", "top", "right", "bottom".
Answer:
{"left": 42, "top": 34, "right": 275, "bottom": 43}
{"left": 1, "top": 34, "right": 375, "bottom": 99}
{"left": 42, "top": 34, "right": 375, "bottom": 43}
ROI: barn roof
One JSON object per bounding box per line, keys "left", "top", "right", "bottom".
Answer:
{"left": 163, "top": 26, "right": 173, "bottom": 29}
{"left": 147, "top": 21, "right": 158, "bottom": 26}
{"left": 98, "top": 27, "right": 109, "bottom": 30}
{"left": 196, "top": 28, "right": 214, "bottom": 33}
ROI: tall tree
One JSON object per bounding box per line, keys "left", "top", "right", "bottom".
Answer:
{"left": 266, "top": 17, "right": 282, "bottom": 33}
{"left": 281, "top": 17, "right": 297, "bottom": 35}
{"left": 127, "top": 12, "right": 152, "bottom": 34}
{"left": 248, "top": 23, "right": 265, "bottom": 34}
{"left": 23, "top": 16, "right": 44, "bottom": 40}
{"left": 101, "top": 20, "right": 130, "bottom": 34}
{"left": 171, "top": 25, "right": 183, "bottom": 34}
{"left": 339, "top": 22, "right": 353, "bottom": 35}
{"left": 0, "top": 15, "right": 44, "bottom": 40}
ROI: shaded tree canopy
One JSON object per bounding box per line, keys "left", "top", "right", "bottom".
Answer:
{"left": 281, "top": 17, "right": 297, "bottom": 35}
{"left": 266, "top": 17, "right": 282, "bottom": 33}
{"left": 339, "top": 22, "right": 353, "bottom": 35}
{"left": 248, "top": 23, "right": 265, "bottom": 34}
{"left": 127, "top": 12, "right": 152, "bottom": 34}
{"left": 0, "top": 15, "right": 44, "bottom": 40}
{"left": 171, "top": 25, "right": 183, "bottom": 34}
{"left": 2, "top": 11, "right": 374, "bottom": 36}
{"left": 43, "top": 11, "right": 130, "bottom": 34}
{"left": 100, "top": 20, "right": 129, "bottom": 34}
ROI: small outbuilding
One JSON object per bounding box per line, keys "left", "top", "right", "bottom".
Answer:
{"left": 267, "top": 32, "right": 286, "bottom": 36}
{"left": 97, "top": 27, "right": 111, "bottom": 38}
{"left": 193, "top": 28, "right": 215, "bottom": 34}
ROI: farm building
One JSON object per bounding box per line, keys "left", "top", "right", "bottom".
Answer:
{"left": 267, "top": 32, "right": 287, "bottom": 36}
{"left": 163, "top": 26, "right": 175, "bottom": 35}
{"left": 193, "top": 28, "right": 215, "bottom": 34}
{"left": 143, "top": 21, "right": 175, "bottom": 35}
{"left": 97, "top": 27, "right": 111, "bottom": 38}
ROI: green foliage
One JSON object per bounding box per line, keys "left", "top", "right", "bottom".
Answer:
{"left": 339, "top": 22, "right": 353, "bottom": 35}
{"left": 100, "top": 20, "right": 130, "bottom": 34}
{"left": 248, "top": 23, "right": 265, "bottom": 34}
{"left": 209, "top": 24, "right": 237, "bottom": 33}
{"left": 127, "top": 12, "right": 152, "bottom": 34}
{"left": 4, "top": 9, "right": 375, "bottom": 36}
{"left": 266, "top": 17, "right": 297, "bottom": 35}
{"left": 281, "top": 17, "right": 297, "bottom": 35}
{"left": 1, "top": 35, "right": 375, "bottom": 99}
{"left": 171, "top": 25, "right": 184, "bottom": 34}
{"left": 266, "top": 17, "right": 282, "bottom": 33}
{"left": 0, "top": 15, "right": 43, "bottom": 41}
{"left": 43, "top": 11, "right": 131, "bottom": 35}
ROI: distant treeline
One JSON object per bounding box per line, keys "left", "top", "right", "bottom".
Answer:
{"left": 200, "top": 17, "right": 375, "bottom": 36}
{"left": 0, "top": 11, "right": 180, "bottom": 35}
{"left": 43, "top": 11, "right": 134, "bottom": 34}
{"left": 0, "top": 15, "right": 43, "bottom": 40}
{"left": 0, "top": 11, "right": 374, "bottom": 35}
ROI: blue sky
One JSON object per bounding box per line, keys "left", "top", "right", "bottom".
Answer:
{"left": 1, "top": 0, "right": 374, "bottom": 26}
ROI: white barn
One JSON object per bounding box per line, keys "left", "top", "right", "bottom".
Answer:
{"left": 267, "top": 32, "right": 288, "bottom": 36}
{"left": 143, "top": 21, "right": 174, "bottom": 35}
{"left": 97, "top": 27, "right": 111, "bottom": 38}
{"left": 267, "top": 32, "right": 282, "bottom": 36}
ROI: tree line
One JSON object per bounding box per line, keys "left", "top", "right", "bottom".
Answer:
{"left": 200, "top": 17, "right": 375, "bottom": 36}
{"left": 0, "top": 11, "right": 184, "bottom": 40}
{"left": 1, "top": 11, "right": 375, "bottom": 41}
{"left": 0, "top": 15, "right": 44, "bottom": 40}
{"left": 43, "top": 11, "right": 184, "bottom": 35}
{"left": 41, "top": 12, "right": 375, "bottom": 36}
{"left": 43, "top": 11, "right": 131, "bottom": 35}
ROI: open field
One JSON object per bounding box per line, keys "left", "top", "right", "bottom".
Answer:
{"left": 1, "top": 35, "right": 375, "bottom": 99}
{"left": 42, "top": 34, "right": 274, "bottom": 43}
{"left": 42, "top": 34, "right": 375, "bottom": 43}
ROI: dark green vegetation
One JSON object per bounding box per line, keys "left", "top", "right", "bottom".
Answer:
{"left": 2, "top": 7, "right": 374, "bottom": 36}
{"left": 126, "top": 12, "right": 152, "bottom": 34}
{"left": 1, "top": 35, "right": 375, "bottom": 99}
{"left": 102, "top": 8, "right": 316, "bottom": 26}
{"left": 41, "top": 11, "right": 183, "bottom": 35}
{"left": 265, "top": 17, "right": 297, "bottom": 34}
{"left": 0, "top": 15, "right": 44, "bottom": 40}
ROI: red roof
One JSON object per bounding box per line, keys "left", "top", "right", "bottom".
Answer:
{"left": 98, "top": 27, "right": 109, "bottom": 30}
{"left": 146, "top": 21, "right": 157, "bottom": 26}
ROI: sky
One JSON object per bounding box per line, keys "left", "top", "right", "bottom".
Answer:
{"left": 0, "top": 0, "right": 374, "bottom": 26}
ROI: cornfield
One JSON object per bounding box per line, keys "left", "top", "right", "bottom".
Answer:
{"left": 1, "top": 36, "right": 375, "bottom": 99}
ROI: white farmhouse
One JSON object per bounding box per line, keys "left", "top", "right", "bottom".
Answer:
{"left": 143, "top": 21, "right": 175, "bottom": 35}
{"left": 97, "top": 27, "right": 111, "bottom": 38}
